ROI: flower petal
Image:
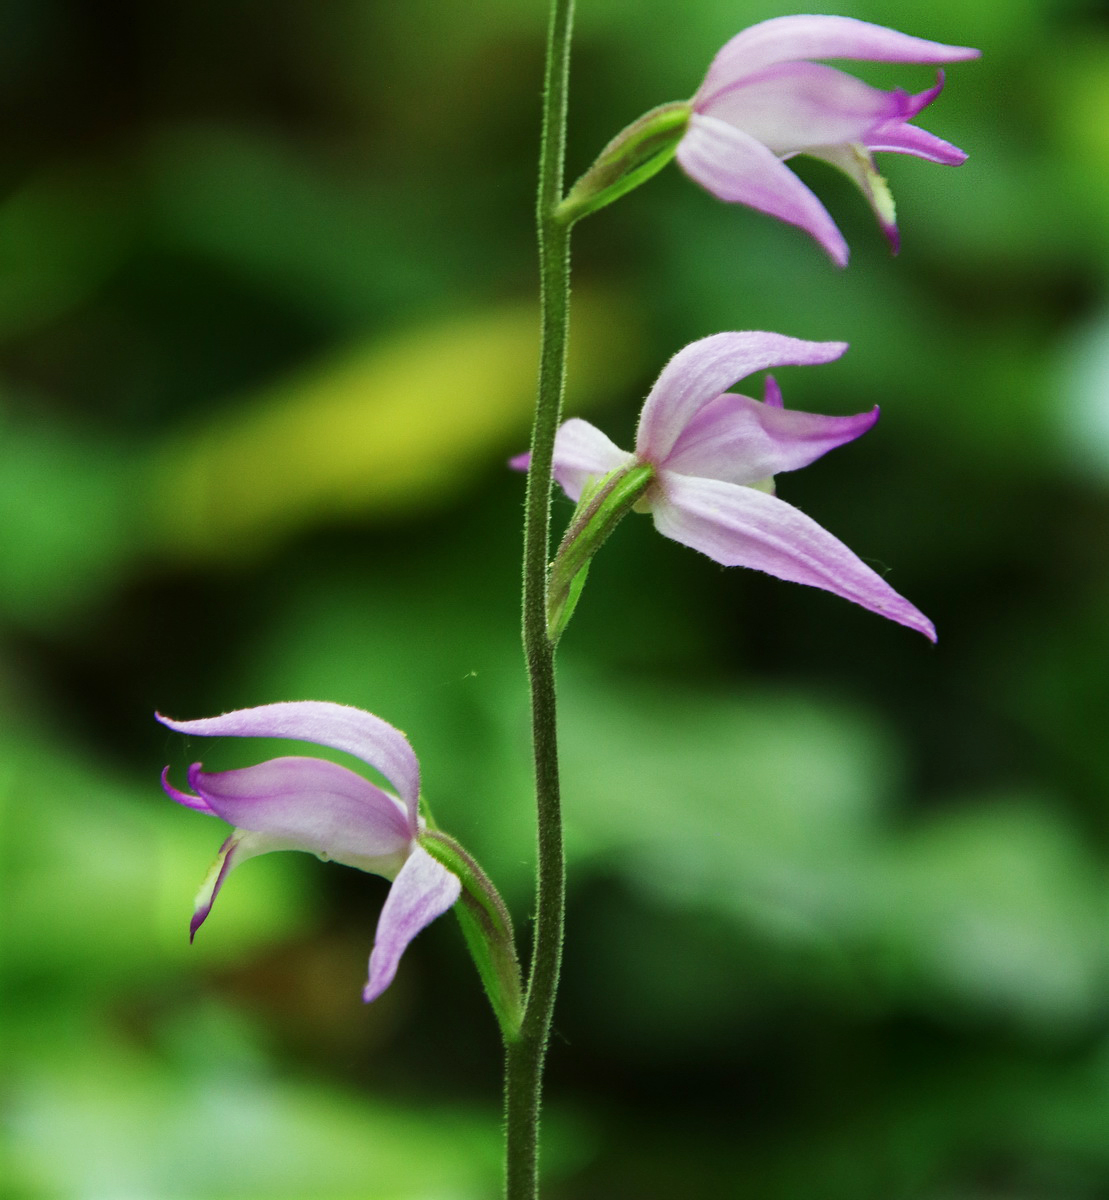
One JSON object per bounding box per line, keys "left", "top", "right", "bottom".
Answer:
{"left": 651, "top": 472, "right": 936, "bottom": 640}
{"left": 510, "top": 422, "right": 632, "bottom": 500}
{"left": 363, "top": 844, "right": 461, "bottom": 1003}
{"left": 868, "top": 121, "right": 967, "bottom": 165}
{"left": 550, "top": 418, "right": 635, "bottom": 501}
{"left": 189, "top": 828, "right": 290, "bottom": 941}
{"left": 809, "top": 143, "right": 900, "bottom": 253}
{"left": 665, "top": 391, "right": 879, "bottom": 484}
{"left": 161, "top": 765, "right": 218, "bottom": 815}
{"left": 700, "top": 62, "right": 908, "bottom": 156}
{"left": 676, "top": 115, "right": 849, "bottom": 267}
{"left": 188, "top": 756, "right": 412, "bottom": 873}
{"left": 699, "top": 15, "right": 979, "bottom": 103}
{"left": 636, "top": 330, "right": 849, "bottom": 464}
{"left": 157, "top": 702, "right": 420, "bottom": 834}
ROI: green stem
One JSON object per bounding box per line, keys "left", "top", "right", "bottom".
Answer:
{"left": 505, "top": 0, "right": 574, "bottom": 1196}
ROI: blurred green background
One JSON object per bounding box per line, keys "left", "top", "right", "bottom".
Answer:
{"left": 3, "top": 0, "right": 1108, "bottom": 1196}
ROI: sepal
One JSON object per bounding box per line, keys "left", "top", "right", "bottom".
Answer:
{"left": 558, "top": 102, "right": 691, "bottom": 224}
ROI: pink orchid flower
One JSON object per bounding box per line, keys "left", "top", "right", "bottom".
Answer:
{"left": 522, "top": 331, "right": 935, "bottom": 640}
{"left": 158, "top": 701, "right": 461, "bottom": 1002}
{"left": 676, "top": 15, "right": 979, "bottom": 264}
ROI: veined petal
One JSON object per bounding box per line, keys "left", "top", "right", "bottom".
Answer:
{"left": 810, "top": 144, "right": 900, "bottom": 253}
{"left": 157, "top": 702, "right": 420, "bottom": 835}
{"left": 699, "top": 16, "right": 979, "bottom": 103}
{"left": 636, "top": 330, "right": 849, "bottom": 464}
{"left": 700, "top": 62, "right": 908, "bottom": 157}
{"left": 651, "top": 472, "right": 936, "bottom": 640}
{"left": 676, "top": 115, "right": 849, "bottom": 267}
{"left": 189, "top": 828, "right": 294, "bottom": 941}
{"left": 665, "top": 391, "right": 879, "bottom": 484}
{"left": 550, "top": 418, "right": 635, "bottom": 501}
{"left": 363, "top": 844, "right": 461, "bottom": 1003}
{"left": 189, "top": 755, "right": 412, "bottom": 875}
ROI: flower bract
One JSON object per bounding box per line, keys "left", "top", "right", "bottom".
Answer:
{"left": 524, "top": 331, "right": 936, "bottom": 640}
{"left": 676, "top": 15, "right": 980, "bottom": 264}
{"left": 158, "top": 700, "right": 461, "bottom": 1002}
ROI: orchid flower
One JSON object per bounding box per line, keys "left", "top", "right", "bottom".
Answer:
{"left": 517, "top": 331, "right": 935, "bottom": 640}
{"left": 158, "top": 701, "right": 461, "bottom": 1003}
{"left": 676, "top": 15, "right": 979, "bottom": 264}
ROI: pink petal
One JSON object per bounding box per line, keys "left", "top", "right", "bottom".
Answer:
{"left": 868, "top": 122, "right": 967, "bottom": 165}
{"left": 636, "top": 331, "right": 849, "bottom": 464}
{"left": 363, "top": 844, "right": 461, "bottom": 1003}
{"left": 188, "top": 756, "right": 412, "bottom": 870}
{"left": 866, "top": 74, "right": 967, "bottom": 164}
{"left": 665, "top": 392, "right": 879, "bottom": 485}
{"left": 549, "top": 418, "right": 635, "bottom": 502}
{"left": 700, "top": 62, "right": 908, "bottom": 156}
{"left": 676, "top": 115, "right": 849, "bottom": 266}
{"left": 161, "top": 764, "right": 218, "bottom": 815}
{"left": 157, "top": 702, "right": 420, "bottom": 834}
{"left": 699, "top": 16, "right": 979, "bottom": 101}
{"left": 651, "top": 472, "right": 936, "bottom": 640}
{"left": 898, "top": 71, "right": 947, "bottom": 121}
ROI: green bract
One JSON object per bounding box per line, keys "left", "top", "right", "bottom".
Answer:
{"left": 557, "top": 102, "right": 691, "bottom": 224}
{"left": 547, "top": 464, "right": 655, "bottom": 642}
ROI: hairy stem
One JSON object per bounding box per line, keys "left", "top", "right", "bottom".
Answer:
{"left": 504, "top": 0, "right": 575, "bottom": 1196}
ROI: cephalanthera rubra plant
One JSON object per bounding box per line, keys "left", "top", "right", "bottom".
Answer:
{"left": 158, "top": 10, "right": 977, "bottom": 1197}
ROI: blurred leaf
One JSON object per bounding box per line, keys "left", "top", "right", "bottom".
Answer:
{"left": 875, "top": 798, "right": 1109, "bottom": 1028}
{"left": 144, "top": 125, "right": 460, "bottom": 323}
{"left": 147, "top": 291, "right": 643, "bottom": 562}
{"left": 1044, "top": 33, "right": 1109, "bottom": 257}
{"left": 556, "top": 672, "right": 898, "bottom": 930}
{"left": 0, "top": 417, "right": 136, "bottom": 627}
{"left": 0, "top": 163, "right": 132, "bottom": 339}
{"left": 553, "top": 673, "right": 1108, "bottom": 1030}
{"left": 1007, "top": 581, "right": 1109, "bottom": 794}
{"left": 7, "top": 1028, "right": 501, "bottom": 1200}
{"left": 1057, "top": 305, "right": 1109, "bottom": 482}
